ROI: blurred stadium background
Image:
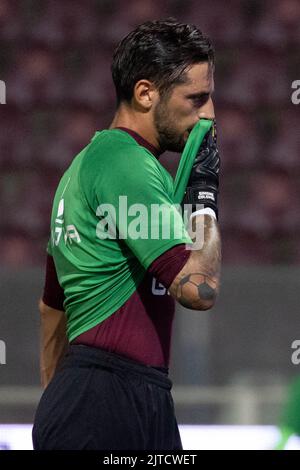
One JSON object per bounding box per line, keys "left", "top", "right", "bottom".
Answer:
{"left": 0, "top": 0, "right": 300, "bottom": 449}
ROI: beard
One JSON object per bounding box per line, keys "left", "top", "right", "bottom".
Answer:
{"left": 153, "top": 99, "right": 189, "bottom": 153}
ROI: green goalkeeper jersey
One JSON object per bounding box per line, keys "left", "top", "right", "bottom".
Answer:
{"left": 48, "top": 128, "right": 192, "bottom": 341}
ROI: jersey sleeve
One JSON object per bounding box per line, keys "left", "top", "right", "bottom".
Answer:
{"left": 148, "top": 244, "right": 191, "bottom": 289}
{"left": 92, "top": 147, "right": 192, "bottom": 270}
{"left": 42, "top": 254, "right": 65, "bottom": 310}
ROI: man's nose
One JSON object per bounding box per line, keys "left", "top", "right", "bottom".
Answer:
{"left": 198, "top": 97, "right": 215, "bottom": 120}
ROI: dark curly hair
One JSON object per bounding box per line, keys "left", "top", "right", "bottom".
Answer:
{"left": 111, "top": 18, "right": 214, "bottom": 105}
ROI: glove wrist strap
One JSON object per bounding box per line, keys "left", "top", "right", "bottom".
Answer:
{"left": 190, "top": 207, "right": 217, "bottom": 220}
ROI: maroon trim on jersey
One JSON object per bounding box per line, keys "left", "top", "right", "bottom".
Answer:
{"left": 72, "top": 272, "right": 176, "bottom": 367}
{"left": 148, "top": 244, "right": 190, "bottom": 289}
{"left": 115, "top": 126, "right": 162, "bottom": 159}
{"left": 42, "top": 244, "right": 189, "bottom": 313}
{"left": 42, "top": 254, "right": 64, "bottom": 310}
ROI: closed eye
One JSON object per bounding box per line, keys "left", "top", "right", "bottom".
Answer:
{"left": 187, "top": 93, "right": 210, "bottom": 107}
{"left": 193, "top": 96, "right": 209, "bottom": 107}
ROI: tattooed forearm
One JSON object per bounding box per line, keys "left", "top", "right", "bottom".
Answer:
{"left": 169, "top": 214, "right": 221, "bottom": 310}
{"left": 177, "top": 272, "right": 218, "bottom": 309}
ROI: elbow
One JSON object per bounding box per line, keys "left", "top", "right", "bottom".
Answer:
{"left": 195, "top": 296, "right": 217, "bottom": 311}
{"left": 177, "top": 274, "right": 219, "bottom": 311}
{"left": 178, "top": 294, "right": 217, "bottom": 311}
{"left": 196, "top": 283, "right": 218, "bottom": 310}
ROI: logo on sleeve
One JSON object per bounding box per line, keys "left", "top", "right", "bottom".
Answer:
{"left": 52, "top": 198, "right": 81, "bottom": 246}
{"left": 151, "top": 278, "right": 170, "bottom": 296}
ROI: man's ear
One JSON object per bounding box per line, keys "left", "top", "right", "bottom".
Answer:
{"left": 132, "top": 80, "right": 159, "bottom": 111}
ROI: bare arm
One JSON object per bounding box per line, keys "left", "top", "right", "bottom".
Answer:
{"left": 169, "top": 214, "right": 221, "bottom": 310}
{"left": 39, "top": 299, "right": 68, "bottom": 388}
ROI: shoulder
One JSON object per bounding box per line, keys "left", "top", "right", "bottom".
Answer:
{"left": 84, "top": 129, "right": 162, "bottom": 177}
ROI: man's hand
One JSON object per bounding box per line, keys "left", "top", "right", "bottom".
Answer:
{"left": 183, "top": 120, "right": 220, "bottom": 218}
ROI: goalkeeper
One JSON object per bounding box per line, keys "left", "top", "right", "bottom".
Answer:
{"left": 33, "top": 19, "right": 221, "bottom": 450}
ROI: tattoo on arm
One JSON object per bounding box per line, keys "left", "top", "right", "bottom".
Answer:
{"left": 171, "top": 215, "right": 221, "bottom": 310}
{"left": 178, "top": 272, "right": 218, "bottom": 309}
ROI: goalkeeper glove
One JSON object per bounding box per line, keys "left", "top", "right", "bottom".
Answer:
{"left": 183, "top": 119, "right": 220, "bottom": 219}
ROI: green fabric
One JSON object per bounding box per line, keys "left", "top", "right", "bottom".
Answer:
{"left": 48, "top": 129, "right": 192, "bottom": 341}
{"left": 173, "top": 118, "right": 213, "bottom": 204}
{"left": 274, "top": 376, "right": 300, "bottom": 449}
{"left": 274, "top": 426, "right": 294, "bottom": 450}
{"left": 279, "top": 376, "right": 300, "bottom": 436}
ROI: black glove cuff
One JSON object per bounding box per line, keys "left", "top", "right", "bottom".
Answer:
{"left": 183, "top": 185, "right": 218, "bottom": 219}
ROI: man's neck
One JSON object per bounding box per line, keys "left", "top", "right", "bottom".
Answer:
{"left": 109, "top": 104, "right": 160, "bottom": 151}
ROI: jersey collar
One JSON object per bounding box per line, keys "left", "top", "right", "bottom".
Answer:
{"left": 115, "top": 127, "right": 162, "bottom": 159}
